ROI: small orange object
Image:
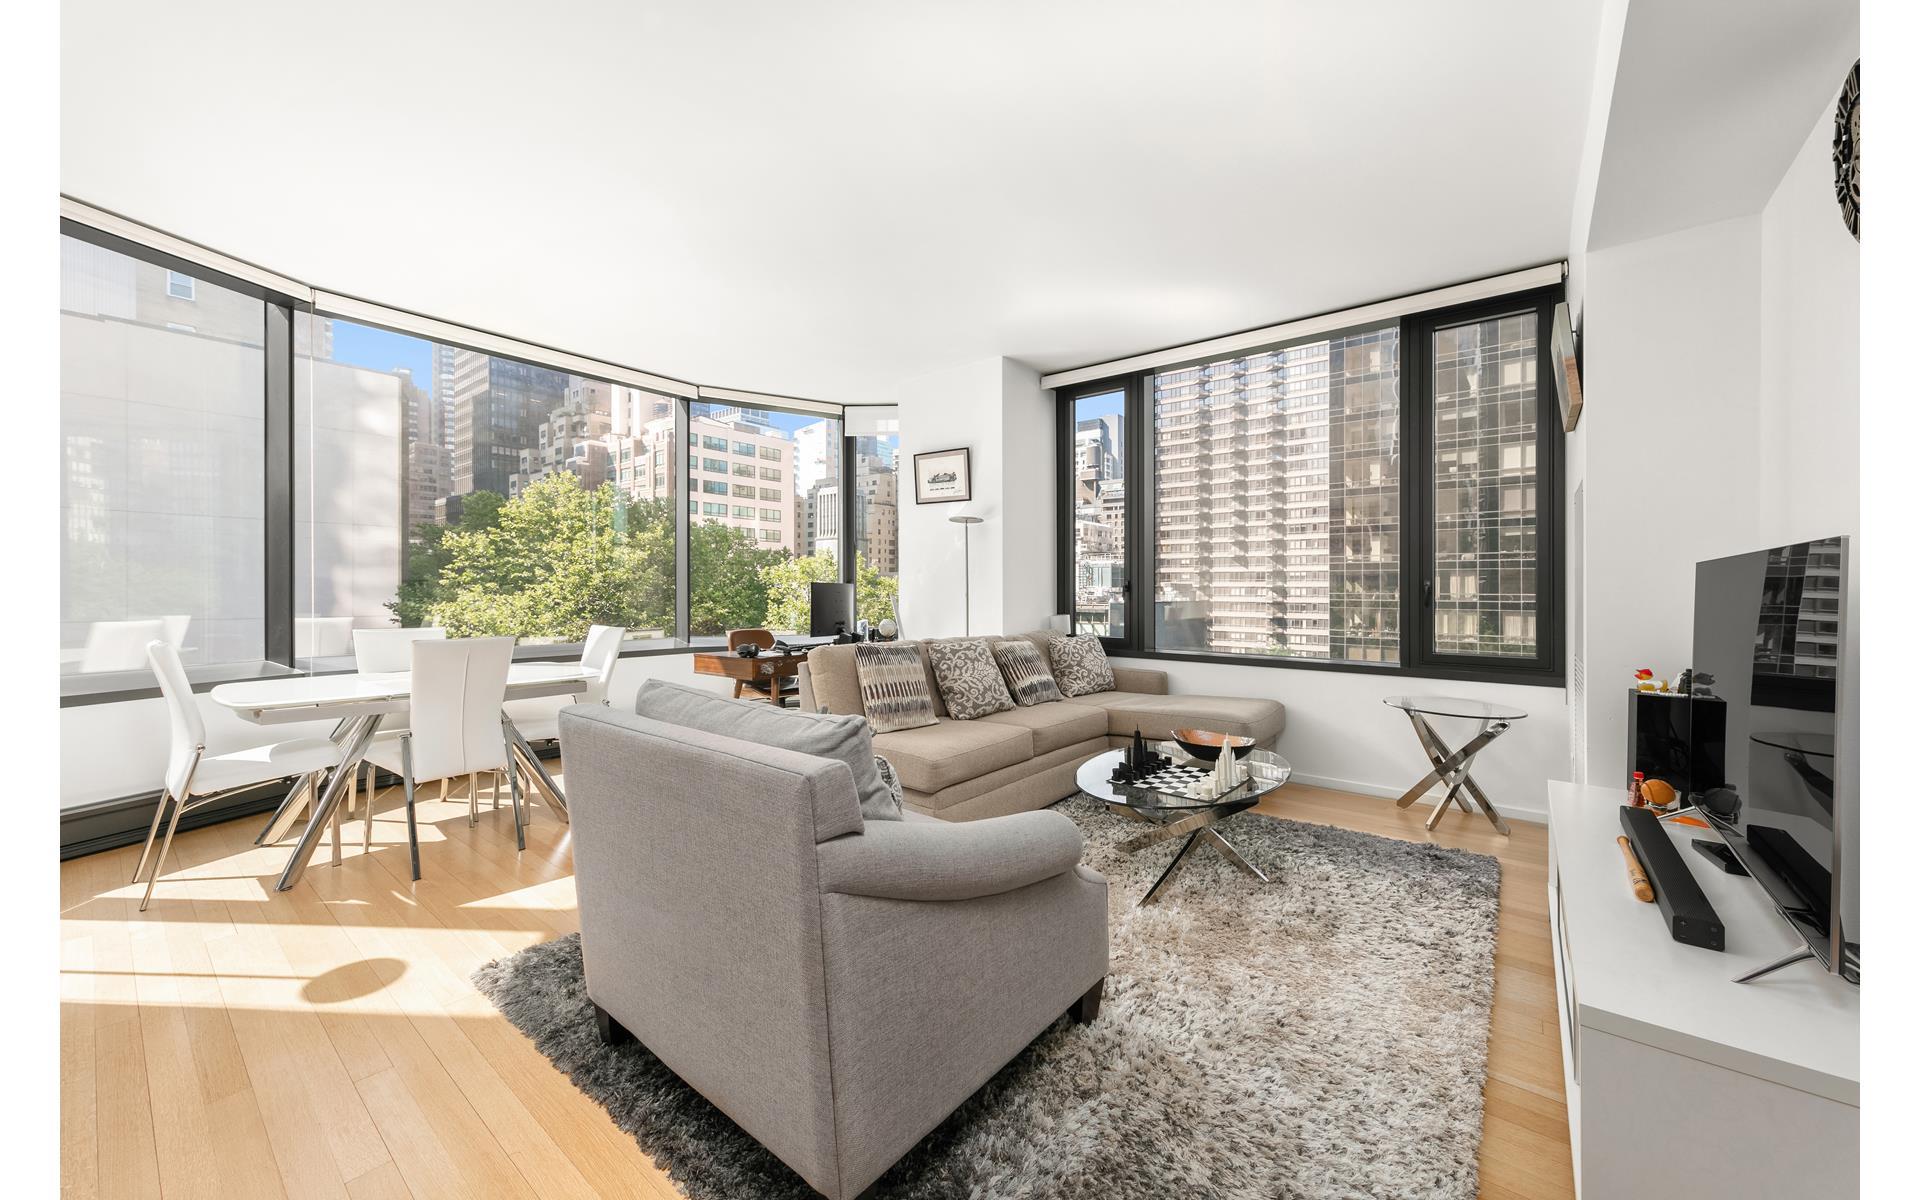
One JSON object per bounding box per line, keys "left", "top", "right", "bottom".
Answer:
{"left": 1641, "top": 778, "right": 1678, "bottom": 809}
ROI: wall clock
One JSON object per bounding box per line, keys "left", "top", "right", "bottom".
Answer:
{"left": 1833, "top": 59, "right": 1860, "bottom": 241}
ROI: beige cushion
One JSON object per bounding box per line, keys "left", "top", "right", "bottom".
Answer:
{"left": 852, "top": 642, "right": 939, "bottom": 733}
{"left": 974, "top": 702, "right": 1108, "bottom": 756}
{"left": 1061, "top": 690, "right": 1286, "bottom": 745}
{"left": 871, "top": 719, "right": 1034, "bottom": 794}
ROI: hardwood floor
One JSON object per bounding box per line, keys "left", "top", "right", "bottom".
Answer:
{"left": 60, "top": 770, "right": 1573, "bottom": 1199}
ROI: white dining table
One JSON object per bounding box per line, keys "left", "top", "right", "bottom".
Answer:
{"left": 210, "top": 662, "right": 594, "bottom": 892}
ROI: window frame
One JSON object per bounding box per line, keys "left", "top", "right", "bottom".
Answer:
{"left": 1053, "top": 283, "right": 1564, "bottom": 686}
{"left": 58, "top": 218, "right": 872, "bottom": 707}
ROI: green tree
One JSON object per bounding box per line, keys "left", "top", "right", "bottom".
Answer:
{"left": 388, "top": 490, "right": 506, "bottom": 627}
{"left": 762, "top": 551, "right": 841, "bottom": 633}
{"left": 761, "top": 550, "right": 900, "bottom": 634}
{"left": 687, "top": 521, "right": 782, "bottom": 637}
{"left": 419, "top": 474, "right": 673, "bottom": 639}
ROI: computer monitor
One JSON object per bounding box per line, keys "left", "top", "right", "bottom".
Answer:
{"left": 809, "top": 582, "right": 857, "bottom": 639}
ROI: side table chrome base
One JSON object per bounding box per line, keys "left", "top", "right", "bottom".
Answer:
{"left": 1392, "top": 712, "right": 1513, "bottom": 837}
{"left": 1104, "top": 797, "right": 1269, "bottom": 905}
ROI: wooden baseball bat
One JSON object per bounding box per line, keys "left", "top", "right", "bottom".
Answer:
{"left": 1617, "top": 835, "right": 1655, "bottom": 903}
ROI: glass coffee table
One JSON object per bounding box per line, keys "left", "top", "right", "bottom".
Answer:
{"left": 1077, "top": 742, "right": 1292, "bottom": 905}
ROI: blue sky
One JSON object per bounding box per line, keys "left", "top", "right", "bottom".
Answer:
{"left": 326, "top": 318, "right": 832, "bottom": 436}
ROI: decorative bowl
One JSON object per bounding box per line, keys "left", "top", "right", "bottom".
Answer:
{"left": 1171, "top": 728, "right": 1256, "bottom": 763}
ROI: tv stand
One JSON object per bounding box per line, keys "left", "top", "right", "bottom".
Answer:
{"left": 1547, "top": 781, "right": 1857, "bottom": 1198}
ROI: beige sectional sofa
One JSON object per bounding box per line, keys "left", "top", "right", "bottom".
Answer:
{"left": 800, "top": 632, "right": 1286, "bottom": 821}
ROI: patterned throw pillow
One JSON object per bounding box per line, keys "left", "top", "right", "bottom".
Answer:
{"left": 873, "top": 754, "right": 905, "bottom": 811}
{"left": 926, "top": 639, "right": 1016, "bottom": 720}
{"left": 852, "top": 642, "right": 939, "bottom": 734}
{"left": 1047, "top": 635, "right": 1116, "bottom": 697}
{"left": 992, "top": 639, "right": 1064, "bottom": 707}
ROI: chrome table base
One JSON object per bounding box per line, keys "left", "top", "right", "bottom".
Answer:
{"left": 264, "top": 714, "right": 568, "bottom": 892}
{"left": 1105, "top": 796, "right": 1268, "bottom": 906}
{"left": 1392, "top": 711, "right": 1513, "bottom": 836}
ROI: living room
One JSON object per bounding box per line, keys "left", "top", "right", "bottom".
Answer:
{"left": 24, "top": 1, "right": 1906, "bottom": 1197}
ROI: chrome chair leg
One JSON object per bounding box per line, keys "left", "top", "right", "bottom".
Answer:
{"left": 401, "top": 735, "right": 421, "bottom": 882}
{"left": 330, "top": 770, "right": 343, "bottom": 868}
{"left": 139, "top": 791, "right": 188, "bottom": 912}
{"left": 361, "top": 762, "right": 374, "bottom": 857}
{"left": 503, "top": 738, "right": 527, "bottom": 852}
{"left": 132, "top": 788, "right": 171, "bottom": 884}
{"left": 468, "top": 771, "right": 480, "bottom": 828}
{"left": 491, "top": 770, "right": 500, "bottom": 812}
{"left": 258, "top": 771, "right": 318, "bottom": 846}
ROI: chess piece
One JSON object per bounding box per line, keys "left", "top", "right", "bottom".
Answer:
{"left": 1212, "top": 748, "right": 1239, "bottom": 794}
{"left": 1130, "top": 728, "right": 1148, "bottom": 772}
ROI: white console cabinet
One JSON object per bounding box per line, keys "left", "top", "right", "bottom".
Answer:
{"left": 1546, "top": 781, "right": 1858, "bottom": 1198}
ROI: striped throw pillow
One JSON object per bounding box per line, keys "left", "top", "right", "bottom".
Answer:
{"left": 992, "top": 639, "right": 1064, "bottom": 706}
{"left": 852, "top": 642, "right": 939, "bottom": 734}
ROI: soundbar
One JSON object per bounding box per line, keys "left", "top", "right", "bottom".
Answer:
{"left": 1620, "top": 805, "right": 1725, "bottom": 951}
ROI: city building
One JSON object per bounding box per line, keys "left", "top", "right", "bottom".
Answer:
{"left": 688, "top": 410, "right": 796, "bottom": 551}
{"left": 509, "top": 377, "right": 619, "bottom": 498}
{"left": 448, "top": 349, "right": 569, "bottom": 497}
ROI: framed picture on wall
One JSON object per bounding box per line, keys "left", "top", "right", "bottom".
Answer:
{"left": 913, "top": 447, "right": 972, "bottom": 504}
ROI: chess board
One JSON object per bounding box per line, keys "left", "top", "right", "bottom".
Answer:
{"left": 1112, "top": 759, "right": 1250, "bottom": 805}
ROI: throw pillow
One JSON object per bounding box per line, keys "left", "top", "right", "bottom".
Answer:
{"left": 632, "top": 679, "right": 901, "bottom": 821}
{"left": 873, "top": 754, "right": 904, "bottom": 809}
{"left": 1047, "top": 634, "right": 1116, "bottom": 697}
{"left": 991, "top": 638, "right": 1064, "bottom": 706}
{"left": 925, "top": 638, "right": 1016, "bottom": 720}
{"left": 852, "top": 642, "right": 940, "bottom": 734}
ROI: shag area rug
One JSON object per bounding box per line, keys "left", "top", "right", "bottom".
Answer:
{"left": 473, "top": 794, "right": 1502, "bottom": 1199}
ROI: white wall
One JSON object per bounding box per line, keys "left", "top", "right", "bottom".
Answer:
{"left": 1570, "top": 81, "right": 1859, "bottom": 788}
{"left": 1574, "top": 214, "right": 1766, "bottom": 784}
{"left": 896, "top": 356, "right": 1055, "bottom": 639}
{"left": 1115, "top": 657, "right": 1567, "bottom": 822}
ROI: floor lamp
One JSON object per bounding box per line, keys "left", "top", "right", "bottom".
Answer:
{"left": 949, "top": 513, "right": 985, "bottom": 636}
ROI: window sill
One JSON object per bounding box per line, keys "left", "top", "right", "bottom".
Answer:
{"left": 1106, "top": 646, "right": 1565, "bottom": 689}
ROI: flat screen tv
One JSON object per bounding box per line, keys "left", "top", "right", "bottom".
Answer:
{"left": 1689, "top": 536, "right": 1858, "bottom": 983}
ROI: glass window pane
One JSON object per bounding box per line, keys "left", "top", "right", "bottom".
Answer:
{"left": 688, "top": 402, "right": 842, "bottom": 641}
{"left": 61, "top": 234, "right": 266, "bottom": 681}
{"left": 851, "top": 430, "right": 900, "bottom": 630}
{"left": 1430, "top": 310, "right": 1539, "bottom": 659}
{"left": 1072, "top": 390, "right": 1127, "bottom": 638}
{"left": 295, "top": 317, "right": 677, "bottom": 660}
{"left": 1149, "top": 326, "right": 1400, "bottom": 662}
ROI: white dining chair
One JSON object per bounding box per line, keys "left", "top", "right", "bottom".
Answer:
{"left": 501, "top": 623, "right": 625, "bottom": 744}
{"left": 351, "top": 626, "right": 447, "bottom": 673}
{"left": 360, "top": 636, "right": 517, "bottom": 881}
{"left": 80, "top": 616, "right": 190, "bottom": 673}
{"left": 296, "top": 616, "right": 356, "bottom": 660}
{"left": 137, "top": 640, "right": 344, "bottom": 911}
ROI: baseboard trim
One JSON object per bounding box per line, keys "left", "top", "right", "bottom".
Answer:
{"left": 1287, "top": 771, "right": 1547, "bottom": 826}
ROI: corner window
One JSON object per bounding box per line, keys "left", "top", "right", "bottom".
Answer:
{"left": 1057, "top": 287, "right": 1561, "bottom": 683}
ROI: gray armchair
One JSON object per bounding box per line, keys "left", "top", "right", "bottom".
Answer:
{"left": 558, "top": 704, "right": 1109, "bottom": 1200}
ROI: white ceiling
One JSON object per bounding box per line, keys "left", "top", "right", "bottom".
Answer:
{"left": 1587, "top": 0, "right": 1858, "bottom": 251}
{"left": 62, "top": 1, "right": 1602, "bottom": 402}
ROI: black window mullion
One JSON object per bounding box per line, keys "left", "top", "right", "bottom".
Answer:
{"left": 673, "top": 398, "right": 690, "bottom": 643}
{"left": 263, "top": 302, "right": 295, "bottom": 668}
{"left": 840, "top": 434, "right": 857, "bottom": 587}
{"left": 1127, "top": 371, "right": 1152, "bottom": 656}
{"left": 1401, "top": 313, "right": 1434, "bottom": 673}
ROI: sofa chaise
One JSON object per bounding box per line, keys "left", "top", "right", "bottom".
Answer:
{"left": 800, "top": 631, "right": 1286, "bottom": 821}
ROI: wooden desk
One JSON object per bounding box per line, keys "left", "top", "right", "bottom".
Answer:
{"left": 692, "top": 648, "right": 808, "bottom": 702}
